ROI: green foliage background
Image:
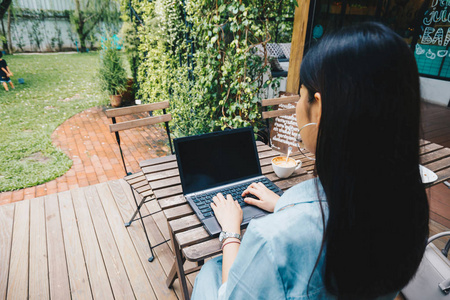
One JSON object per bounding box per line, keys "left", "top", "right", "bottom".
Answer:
{"left": 121, "top": 0, "right": 296, "bottom": 137}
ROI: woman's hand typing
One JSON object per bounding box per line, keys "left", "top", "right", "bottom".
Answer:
{"left": 211, "top": 193, "right": 243, "bottom": 233}
{"left": 242, "top": 182, "right": 280, "bottom": 213}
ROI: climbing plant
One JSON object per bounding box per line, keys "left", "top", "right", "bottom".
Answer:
{"left": 121, "top": 0, "right": 296, "bottom": 137}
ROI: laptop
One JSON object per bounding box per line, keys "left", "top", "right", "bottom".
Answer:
{"left": 174, "top": 127, "right": 284, "bottom": 236}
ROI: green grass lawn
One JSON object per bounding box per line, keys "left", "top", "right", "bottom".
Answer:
{"left": 0, "top": 52, "right": 108, "bottom": 192}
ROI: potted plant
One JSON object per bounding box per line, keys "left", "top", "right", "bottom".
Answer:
{"left": 98, "top": 39, "right": 127, "bottom": 107}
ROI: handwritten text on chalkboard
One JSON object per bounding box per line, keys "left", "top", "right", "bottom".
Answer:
{"left": 419, "top": 0, "right": 450, "bottom": 48}
{"left": 270, "top": 103, "right": 300, "bottom": 152}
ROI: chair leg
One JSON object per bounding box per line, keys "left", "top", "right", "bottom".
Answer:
{"left": 125, "top": 195, "right": 148, "bottom": 227}
{"left": 168, "top": 226, "right": 190, "bottom": 300}
{"left": 128, "top": 184, "right": 155, "bottom": 262}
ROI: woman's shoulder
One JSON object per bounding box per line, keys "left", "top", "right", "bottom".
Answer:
{"left": 247, "top": 178, "right": 327, "bottom": 247}
{"left": 241, "top": 180, "right": 330, "bottom": 299}
{"left": 249, "top": 201, "right": 326, "bottom": 245}
{"left": 274, "top": 178, "right": 326, "bottom": 212}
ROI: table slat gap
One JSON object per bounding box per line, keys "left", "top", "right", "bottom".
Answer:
{"left": 421, "top": 148, "right": 450, "bottom": 165}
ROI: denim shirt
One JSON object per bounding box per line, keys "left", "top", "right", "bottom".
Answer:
{"left": 218, "top": 178, "right": 333, "bottom": 300}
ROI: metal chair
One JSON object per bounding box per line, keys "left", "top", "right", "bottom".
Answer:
{"left": 105, "top": 100, "right": 173, "bottom": 262}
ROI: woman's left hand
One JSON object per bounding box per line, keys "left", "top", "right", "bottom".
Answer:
{"left": 211, "top": 193, "right": 243, "bottom": 233}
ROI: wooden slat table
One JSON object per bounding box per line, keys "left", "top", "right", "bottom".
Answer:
{"left": 140, "top": 139, "right": 450, "bottom": 300}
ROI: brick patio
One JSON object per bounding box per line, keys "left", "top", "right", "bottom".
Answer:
{"left": 0, "top": 106, "right": 170, "bottom": 205}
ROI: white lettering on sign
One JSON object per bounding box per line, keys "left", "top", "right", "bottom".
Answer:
{"left": 417, "top": 0, "right": 450, "bottom": 60}
{"left": 270, "top": 103, "right": 300, "bottom": 152}
{"left": 420, "top": 0, "right": 450, "bottom": 50}
{"left": 421, "top": 27, "right": 435, "bottom": 44}
{"left": 421, "top": 27, "right": 450, "bottom": 46}
{"left": 423, "top": 0, "right": 450, "bottom": 25}
{"left": 433, "top": 27, "right": 444, "bottom": 45}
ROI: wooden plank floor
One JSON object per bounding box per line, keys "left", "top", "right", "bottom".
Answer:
{"left": 422, "top": 103, "right": 450, "bottom": 228}
{"left": 0, "top": 179, "right": 201, "bottom": 300}
{"left": 422, "top": 102, "right": 450, "bottom": 149}
{"left": 0, "top": 177, "right": 448, "bottom": 299}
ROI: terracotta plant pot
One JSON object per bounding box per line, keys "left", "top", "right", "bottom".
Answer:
{"left": 110, "top": 94, "right": 122, "bottom": 107}
{"left": 121, "top": 78, "right": 135, "bottom": 105}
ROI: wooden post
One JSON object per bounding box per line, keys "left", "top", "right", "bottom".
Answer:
{"left": 286, "top": 0, "right": 311, "bottom": 94}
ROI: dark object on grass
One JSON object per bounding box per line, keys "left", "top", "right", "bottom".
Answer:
{"left": 18, "top": 78, "right": 24, "bottom": 84}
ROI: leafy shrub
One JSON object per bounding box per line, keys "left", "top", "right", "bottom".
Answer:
{"left": 121, "top": 0, "right": 295, "bottom": 137}
{"left": 98, "top": 39, "right": 127, "bottom": 95}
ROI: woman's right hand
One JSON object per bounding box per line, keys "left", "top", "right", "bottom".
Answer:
{"left": 242, "top": 182, "right": 280, "bottom": 213}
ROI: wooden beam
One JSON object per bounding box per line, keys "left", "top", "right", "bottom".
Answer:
{"left": 105, "top": 101, "right": 170, "bottom": 118}
{"left": 109, "top": 114, "right": 172, "bottom": 132}
{"left": 261, "top": 95, "right": 300, "bottom": 106}
{"left": 262, "top": 108, "right": 297, "bottom": 119}
{"left": 286, "top": 0, "right": 311, "bottom": 94}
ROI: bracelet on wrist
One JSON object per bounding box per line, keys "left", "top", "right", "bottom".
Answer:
{"left": 221, "top": 240, "right": 241, "bottom": 251}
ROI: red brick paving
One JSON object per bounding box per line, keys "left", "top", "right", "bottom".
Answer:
{"left": 0, "top": 106, "right": 170, "bottom": 205}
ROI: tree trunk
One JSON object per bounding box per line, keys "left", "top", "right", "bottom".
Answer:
{"left": 1, "top": 18, "right": 8, "bottom": 53}
{"left": 7, "top": 7, "right": 12, "bottom": 54}
{"left": 0, "top": 0, "right": 12, "bottom": 20}
{"left": 73, "top": 0, "right": 88, "bottom": 52}
{"left": 74, "top": 18, "right": 88, "bottom": 52}
{"left": 76, "top": 26, "right": 87, "bottom": 52}
{"left": 79, "top": 36, "right": 87, "bottom": 52}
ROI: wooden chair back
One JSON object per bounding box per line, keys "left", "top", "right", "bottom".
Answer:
{"left": 105, "top": 101, "right": 172, "bottom": 132}
{"left": 105, "top": 100, "right": 174, "bottom": 175}
{"left": 261, "top": 95, "right": 299, "bottom": 119}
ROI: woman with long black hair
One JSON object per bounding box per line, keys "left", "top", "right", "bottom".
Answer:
{"left": 191, "top": 22, "right": 429, "bottom": 300}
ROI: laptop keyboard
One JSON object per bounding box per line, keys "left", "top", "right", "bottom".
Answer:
{"left": 190, "top": 177, "right": 282, "bottom": 218}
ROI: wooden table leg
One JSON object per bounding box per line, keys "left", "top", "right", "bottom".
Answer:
{"left": 166, "top": 263, "right": 178, "bottom": 288}
{"left": 168, "top": 225, "right": 190, "bottom": 300}
{"left": 166, "top": 255, "right": 186, "bottom": 288}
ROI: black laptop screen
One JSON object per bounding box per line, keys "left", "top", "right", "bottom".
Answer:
{"left": 174, "top": 128, "right": 262, "bottom": 195}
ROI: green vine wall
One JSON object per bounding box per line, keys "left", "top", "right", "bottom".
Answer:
{"left": 121, "top": 0, "right": 296, "bottom": 137}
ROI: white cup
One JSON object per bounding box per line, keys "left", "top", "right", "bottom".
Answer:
{"left": 271, "top": 156, "right": 302, "bottom": 178}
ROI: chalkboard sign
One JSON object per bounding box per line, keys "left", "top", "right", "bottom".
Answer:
{"left": 268, "top": 92, "right": 301, "bottom": 154}
{"left": 414, "top": 0, "right": 450, "bottom": 78}
{"left": 270, "top": 103, "right": 300, "bottom": 154}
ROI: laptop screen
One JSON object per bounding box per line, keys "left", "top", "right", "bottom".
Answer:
{"left": 174, "top": 127, "right": 262, "bottom": 195}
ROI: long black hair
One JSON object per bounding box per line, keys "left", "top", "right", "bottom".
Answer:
{"left": 300, "top": 22, "right": 429, "bottom": 299}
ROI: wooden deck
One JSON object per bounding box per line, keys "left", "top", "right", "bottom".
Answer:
{"left": 422, "top": 103, "right": 450, "bottom": 228}
{"left": 422, "top": 102, "right": 450, "bottom": 149}
{"left": 1, "top": 179, "right": 449, "bottom": 300}
{"left": 0, "top": 179, "right": 202, "bottom": 300}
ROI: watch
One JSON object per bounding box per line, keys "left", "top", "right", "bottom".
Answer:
{"left": 219, "top": 231, "right": 241, "bottom": 243}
